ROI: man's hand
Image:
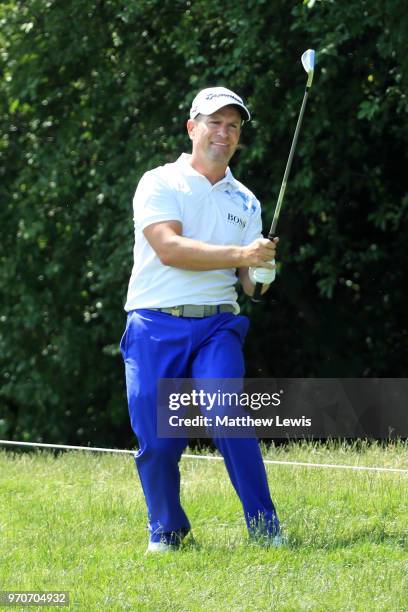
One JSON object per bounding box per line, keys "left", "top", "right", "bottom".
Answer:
{"left": 238, "top": 237, "right": 279, "bottom": 297}
{"left": 248, "top": 263, "right": 276, "bottom": 285}
{"left": 241, "top": 237, "right": 278, "bottom": 268}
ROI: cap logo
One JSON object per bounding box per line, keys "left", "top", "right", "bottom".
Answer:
{"left": 204, "top": 92, "right": 243, "bottom": 104}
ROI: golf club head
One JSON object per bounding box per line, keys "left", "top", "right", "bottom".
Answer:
{"left": 301, "top": 49, "right": 315, "bottom": 88}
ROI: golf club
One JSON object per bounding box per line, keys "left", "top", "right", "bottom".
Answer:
{"left": 252, "top": 49, "right": 316, "bottom": 302}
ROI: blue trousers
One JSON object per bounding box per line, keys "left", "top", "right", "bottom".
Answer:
{"left": 121, "top": 309, "right": 280, "bottom": 541}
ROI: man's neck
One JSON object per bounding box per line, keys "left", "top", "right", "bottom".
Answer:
{"left": 189, "top": 156, "right": 227, "bottom": 185}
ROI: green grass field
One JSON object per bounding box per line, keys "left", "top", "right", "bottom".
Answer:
{"left": 1, "top": 441, "right": 407, "bottom": 611}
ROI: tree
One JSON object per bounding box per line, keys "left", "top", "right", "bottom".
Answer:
{"left": 1, "top": 0, "right": 407, "bottom": 445}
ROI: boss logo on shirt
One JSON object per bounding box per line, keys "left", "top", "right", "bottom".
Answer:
{"left": 227, "top": 212, "right": 247, "bottom": 229}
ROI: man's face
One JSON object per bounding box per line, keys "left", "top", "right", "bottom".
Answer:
{"left": 187, "top": 105, "right": 242, "bottom": 166}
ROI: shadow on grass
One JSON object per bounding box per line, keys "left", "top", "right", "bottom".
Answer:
{"left": 288, "top": 527, "right": 407, "bottom": 551}
{"left": 175, "top": 523, "right": 407, "bottom": 553}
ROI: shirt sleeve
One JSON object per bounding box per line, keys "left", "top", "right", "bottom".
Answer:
{"left": 133, "top": 169, "right": 183, "bottom": 231}
{"left": 241, "top": 197, "right": 263, "bottom": 245}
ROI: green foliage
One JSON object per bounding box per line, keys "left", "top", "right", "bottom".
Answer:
{"left": 0, "top": 0, "right": 407, "bottom": 444}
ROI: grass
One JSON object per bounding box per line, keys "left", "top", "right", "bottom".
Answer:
{"left": 1, "top": 440, "right": 407, "bottom": 611}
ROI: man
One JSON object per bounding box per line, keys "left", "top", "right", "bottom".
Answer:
{"left": 121, "top": 86, "right": 282, "bottom": 552}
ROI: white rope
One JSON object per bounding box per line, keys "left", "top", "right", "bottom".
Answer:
{"left": 1, "top": 439, "right": 407, "bottom": 474}
{"left": 184, "top": 454, "right": 408, "bottom": 474}
{"left": 0, "top": 440, "right": 135, "bottom": 454}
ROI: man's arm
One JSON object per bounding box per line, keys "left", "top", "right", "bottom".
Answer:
{"left": 143, "top": 220, "right": 277, "bottom": 271}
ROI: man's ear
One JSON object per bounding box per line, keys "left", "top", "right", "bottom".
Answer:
{"left": 186, "top": 118, "right": 195, "bottom": 141}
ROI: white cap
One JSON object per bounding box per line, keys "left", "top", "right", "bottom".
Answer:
{"left": 189, "top": 87, "right": 251, "bottom": 122}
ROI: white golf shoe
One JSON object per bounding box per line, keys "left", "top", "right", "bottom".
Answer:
{"left": 269, "top": 533, "right": 287, "bottom": 547}
{"left": 145, "top": 527, "right": 191, "bottom": 554}
{"left": 250, "top": 531, "right": 288, "bottom": 548}
{"left": 146, "top": 540, "right": 176, "bottom": 553}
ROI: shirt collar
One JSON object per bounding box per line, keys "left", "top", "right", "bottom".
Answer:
{"left": 176, "top": 153, "right": 239, "bottom": 189}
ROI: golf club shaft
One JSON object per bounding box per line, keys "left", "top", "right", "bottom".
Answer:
{"left": 252, "top": 86, "right": 311, "bottom": 302}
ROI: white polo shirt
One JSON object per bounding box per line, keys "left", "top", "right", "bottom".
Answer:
{"left": 124, "top": 153, "right": 262, "bottom": 313}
